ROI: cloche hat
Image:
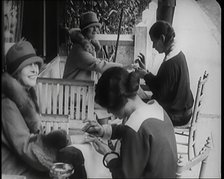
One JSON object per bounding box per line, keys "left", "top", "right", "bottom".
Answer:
{"left": 80, "top": 11, "right": 101, "bottom": 31}
{"left": 6, "top": 40, "right": 43, "bottom": 75}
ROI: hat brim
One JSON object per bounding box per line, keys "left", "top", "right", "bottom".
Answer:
{"left": 81, "top": 22, "right": 101, "bottom": 31}
{"left": 12, "top": 56, "right": 44, "bottom": 75}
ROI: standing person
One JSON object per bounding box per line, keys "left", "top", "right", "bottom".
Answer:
{"left": 1, "top": 40, "right": 87, "bottom": 179}
{"left": 82, "top": 67, "right": 178, "bottom": 178}
{"left": 156, "top": 0, "right": 176, "bottom": 25}
{"left": 135, "top": 21, "right": 194, "bottom": 126}
{"left": 63, "top": 11, "right": 123, "bottom": 81}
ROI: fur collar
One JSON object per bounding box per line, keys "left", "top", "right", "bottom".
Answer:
{"left": 2, "top": 72, "right": 41, "bottom": 134}
{"left": 70, "top": 30, "right": 101, "bottom": 56}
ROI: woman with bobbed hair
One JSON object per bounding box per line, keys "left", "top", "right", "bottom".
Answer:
{"left": 135, "top": 20, "right": 194, "bottom": 126}
{"left": 82, "top": 67, "right": 177, "bottom": 178}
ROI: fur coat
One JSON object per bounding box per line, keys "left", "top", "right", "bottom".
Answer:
{"left": 1, "top": 72, "right": 70, "bottom": 178}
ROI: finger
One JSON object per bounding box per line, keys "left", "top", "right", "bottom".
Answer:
{"left": 138, "top": 59, "right": 144, "bottom": 65}
{"left": 82, "top": 119, "right": 97, "bottom": 124}
{"left": 82, "top": 120, "right": 97, "bottom": 131}
{"left": 93, "top": 138, "right": 102, "bottom": 145}
{"left": 83, "top": 126, "right": 98, "bottom": 134}
{"left": 138, "top": 61, "right": 145, "bottom": 69}
{"left": 139, "top": 52, "right": 144, "bottom": 57}
{"left": 92, "top": 141, "right": 99, "bottom": 151}
{"left": 93, "top": 139, "right": 104, "bottom": 149}
{"left": 81, "top": 123, "right": 91, "bottom": 132}
{"left": 138, "top": 54, "right": 144, "bottom": 60}
{"left": 134, "top": 58, "right": 140, "bottom": 63}
{"left": 139, "top": 53, "right": 145, "bottom": 61}
{"left": 82, "top": 118, "right": 91, "bottom": 123}
{"left": 84, "top": 134, "right": 96, "bottom": 143}
{"left": 137, "top": 55, "right": 143, "bottom": 60}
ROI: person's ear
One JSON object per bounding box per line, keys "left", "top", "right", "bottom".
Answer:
{"left": 160, "top": 35, "right": 165, "bottom": 43}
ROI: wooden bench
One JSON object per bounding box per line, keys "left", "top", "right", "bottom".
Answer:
{"left": 36, "top": 78, "right": 95, "bottom": 128}
{"left": 41, "top": 114, "right": 70, "bottom": 134}
{"left": 37, "top": 55, "right": 111, "bottom": 129}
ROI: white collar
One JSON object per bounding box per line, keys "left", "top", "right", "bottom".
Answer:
{"left": 125, "top": 100, "right": 164, "bottom": 132}
{"left": 163, "top": 41, "right": 181, "bottom": 62}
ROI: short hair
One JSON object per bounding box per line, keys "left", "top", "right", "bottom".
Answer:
{"left": 149, "top": 20, "right": 175, "bottom": 49}
{"left": 95, "top": 67, "right": 140, "bottom": 111}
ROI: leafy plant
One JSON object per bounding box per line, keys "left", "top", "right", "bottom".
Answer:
{"left": 64, "top": 0, "right": 151, "bottom": 34}
{"left": 61, "top": 0, "right": 151, "bottom": 56}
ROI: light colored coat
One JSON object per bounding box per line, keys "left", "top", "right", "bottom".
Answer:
{"left": 63, "top": 31, "right": 122, "bottom": 81}
{"left": 1, "top": 73, "right": 68, "bottom": 179}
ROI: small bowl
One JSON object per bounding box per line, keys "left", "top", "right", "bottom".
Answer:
{"left": 49, "top": 162, "right": 74, "bottom": 179}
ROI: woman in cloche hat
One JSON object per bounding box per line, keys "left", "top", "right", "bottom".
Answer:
{"left": 63, "top": 11, "right": 123, "bottom": 81}
{"left": 2, "top": 40, "right": 87, "bottom": 179}
{"left": 63, "top": 11, "right": 126, "bottom": 124}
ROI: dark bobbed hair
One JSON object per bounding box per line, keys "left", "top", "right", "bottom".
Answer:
{"left": 95, "top": 67, "right": 140, "bottom": 111}
{"left": 149, "top": 20, "right": 175, "bottom": 51}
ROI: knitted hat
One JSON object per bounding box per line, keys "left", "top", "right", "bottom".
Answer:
{"left": 80, "top": 11, "right": 101, "bottom": 31}
{"left": 6, "top": 40, "right": 44, "bottom": 75}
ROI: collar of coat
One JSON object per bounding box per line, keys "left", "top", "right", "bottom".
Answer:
{"left": 70, "top": 30, "right": 101, "bottom": 56}
{"left": 163, "top": 40, "right": 181, "bottom": 62}
{"left": 125, "top": 100, "right": 164, "bottom": 132}
{"left": 2, "top": 72, "right": 41, "bottom": 134}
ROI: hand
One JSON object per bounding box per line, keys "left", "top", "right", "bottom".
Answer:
{"left": 135, "top": 53, "right": 146, "bottom": 70}
{"left": 108, "top": 52, "right": 115, "bottom": 62}
{"left": 92, "top": 138, "right": 111, "bottom": 155}
{"left": 83, "top": 134, "right": 97, "bottom": 143}
{"left": 135, "top": 68, "right": 147, "bottom": 78}
{"left": 82, "top": 120, "right": 104, "bottom": 137}
{"left": 123, "top": 63, "right": 138, "bottom": 71}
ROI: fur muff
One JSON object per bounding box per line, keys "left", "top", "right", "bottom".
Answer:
{"left": 42, "top": 130, "right": 71, "bottom": 150}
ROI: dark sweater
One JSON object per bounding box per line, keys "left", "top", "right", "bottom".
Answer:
{"left": 144, "top": 51, "right": 194, "bottom": 122}
{"left": 106, "top": 101, "right": 177, "bottom": 178}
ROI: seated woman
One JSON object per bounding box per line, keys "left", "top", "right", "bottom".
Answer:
{"left": 63, "top": 11, "right": 125, "bottom": 123}
{"left": 2, "top": 40, "right": 87, "bottom": 179}
{"left": 135, "top": 20, "right": 194, "bottom": 126}
{"left": 82, "top": 67, "right": 178, "bottom": 178}
{"left": 63, "top": 11, "right": 122, "bottom": 81}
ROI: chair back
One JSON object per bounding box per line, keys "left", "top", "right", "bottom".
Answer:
{"left": 188, "top": 71, "right": 209, "bottom": 160}
{"left": 176, "top": 136, "right": 212, "bottom": 179}
{"left": 41, "top": 114, "right": 70, "bottom": 134}
{"left": 36, "top": 78, "right": 95, "bottom": 121}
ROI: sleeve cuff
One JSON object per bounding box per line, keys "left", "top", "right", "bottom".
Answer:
{"left": 102, "top": 124, "right": 112, "bottom": 140}
{"left": 105, "top": 153, "right": 118, "bottom": 163}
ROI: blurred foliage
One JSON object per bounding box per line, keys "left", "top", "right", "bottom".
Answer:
{"left": 64, "top": 0, "right": 152, "bottom": 34}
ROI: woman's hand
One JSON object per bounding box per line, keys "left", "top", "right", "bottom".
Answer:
{"left": 135, "top": 53, "right": 146, "bottom": 70}
{"left": 82, "top": 120, "right": 104, "bottom": 137}
{"left": 135, "top": 68, "right": 148, "bottom": 78}
{"left": 92, "top": 138, "right": 111, "bottom": 155}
